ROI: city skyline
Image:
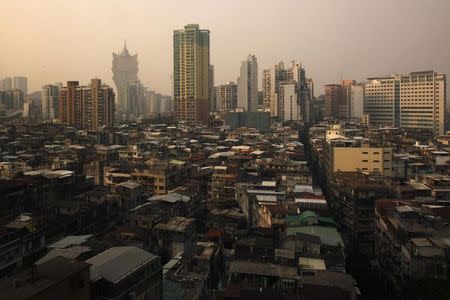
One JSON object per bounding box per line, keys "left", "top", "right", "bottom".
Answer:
{"left": 2, "top": 0, "right": 450, "bottom": 96}
{"left": 1, "top": 2, "right": 450, "bottom": 299}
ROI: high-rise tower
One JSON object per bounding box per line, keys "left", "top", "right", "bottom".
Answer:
{"left": 324, "top": 84, "right": 343, "bottom": 119}
{"left": 263, "top": 61, "right": 310, "bottom": 122}
{"left": 216, "top": 82, "right": 237, "bottom": 111}
{"left": 364, "top": 71, "right": 446, "bottom": 135}
{"left": 59, "top": 79, "right": 115, "bottom": 130}
{"left": 112, "top": 43, "right": 139, "bottom": 116}
{"left": 13, "top": 76, "right": 28, "bottom": 96}
{"left": 173, "top": 24, "right": 210, "bottom": 123}
{"left": 237, "top": 54, "right": 258, "bottom": 112}
{"left": 59, "top": 81, "right": 79, "bottom": 126}
{"left": 41, "top": 83, "right": 62, "bottom": 120}
{"left": 209, "top": 65, "right": 215, "bottom": 112}
{"left": 0, "top": 78, "right": 12, "bottom": 91}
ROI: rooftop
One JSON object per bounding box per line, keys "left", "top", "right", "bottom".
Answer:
{"left": 149, "top": 193, "right": 190, "bottom": 203}
{"left": 335, "top": 172, "right": 387, "bottom": 190}
{"left": 230, "top": 260, "right": 298, "bottom": 279}
{"left": 154, "top": 217, "right": 195, "bottom": 232}
{"left": 35, "top": 245, "right": 91, "bottom": 265}
{"left": 289, "top": 226, "right": 343, "bottom": 247}
{"left": 86, "top": 246, "right": 158, "bottom": 284}
{"left": 116, "top": 180, "right": 141, "bottom": 189}
{"left": 49, "top": 234, "right": 93, "bottom": 248}
{"left": 295, "top": 232, "right": 322, "bottom": 245}
{"left": 1, "top": 256, "right": 90, "bottom": 300}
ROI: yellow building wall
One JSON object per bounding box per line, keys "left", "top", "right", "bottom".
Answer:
{"left": 333, "top": 147, "right": 392, "bottom": 176}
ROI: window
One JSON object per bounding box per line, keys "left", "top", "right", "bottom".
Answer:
{"left": 283, "top": 279, "right": 295, "bottom": 288}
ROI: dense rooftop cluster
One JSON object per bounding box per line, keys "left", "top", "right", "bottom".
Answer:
{"left": 0, "top": 119, "right": 360, "bottom": 300}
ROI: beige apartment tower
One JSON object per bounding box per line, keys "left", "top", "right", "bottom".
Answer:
{"left": 324, "top": 84, "right": 343, "bottom": 118}
{"left": 364, "top": 71, "right": 446, "bottom": 135}
{"left": 59, "top": 79, "right": 115, "bottom": 130}
{"left": 173, "top": 24, "right": 210, "bottom": 123}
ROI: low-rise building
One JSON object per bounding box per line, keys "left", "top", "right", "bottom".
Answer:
{"left": 112, "top": 180, "right": 144, "bottom": 210}
{"left": 0, "top": 214, "right": 46, "bottom": 275}
{"left": 105, "top": 160, "right": 189, "bottom": 195}
{"left": 332, "top": 172, "right": 388, "bottom": 256}
{"left": 1, "top": 256, "right": 91, "bottom": 300}
{"left": 375, "top": 199, "right": 450, "bottom": 296}
{"left": 86, "top": 246, "right": 162, "bottom": 300}
{"left": 153, "top": 217, "right": 196, "bottom": 259}
{"left": 324, "top": 125, "right": 392, "bottom": 178}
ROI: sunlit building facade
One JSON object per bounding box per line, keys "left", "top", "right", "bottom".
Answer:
{"left": 173, "top": 24, "right": 210, "bottom": 123}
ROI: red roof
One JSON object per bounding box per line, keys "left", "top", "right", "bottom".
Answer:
{"left": 206, "top": 228, "right": 224, "bottom": 238}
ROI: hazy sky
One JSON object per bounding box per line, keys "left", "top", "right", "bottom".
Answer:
{"left": 1, "top": 0, "right": 450, "bottom": 96}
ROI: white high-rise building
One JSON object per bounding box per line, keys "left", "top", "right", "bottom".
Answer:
{"left": 262, "top": 69, "right": 271, "bottom": 110}
{"left": 160, "top": 95, "right": 173, "bottom": 113}
{"left": 350, "top": 84, "right": 364, "bottom": 118}
{"left": 237, "top": 54, "right": 258, "bottom": 112}
{"left": 341, "top": 80, "right": 364, "bottom": 119}
{"left": 13, "top": 76, "right": 27, "bottom": 95}
{"left": 364, "top": 71, "right": 446, "bottom": 135}
{"left": 125, "top": 82, "right": 146, "bottom": 116}
{"left": 0, "top": 77, "right": 12, "bottom": 91}
{"left": 263, "top": 62, "right": 286, "bottom": 117}
{"left": 41, "top": 83, "right": 62, "bottom": 120}
{"left": 145, "top": 91, "right": 172, "bottom": 115}
{"left": 262, "top": 61, "right": 310, "bottom": 122}
{"left": 216, "top": 82, "right": 237, "bottom": 111}
{"left": 279, "top": 81, "right": 300, "bottom": 121}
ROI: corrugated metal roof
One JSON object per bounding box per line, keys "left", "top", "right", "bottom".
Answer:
{"left": 148, "top": 193, "right": 190, "bottom": 203}
{"left": 229, "top": 261, "right": 298, "bottom": 279}
{"left": 116, "top": 180, "right": 140, "bottom": 189}
{"left": 288, "top": 226, "right": 344, "bottom": 247}
{"left": 50, "top": 234, "right": 93, "bottom": 249}
{"left": 36, "top": 246, "right": 91, "bottom": 265}
{"left": 86, "top": 246, "right": 158, "bottom": 283}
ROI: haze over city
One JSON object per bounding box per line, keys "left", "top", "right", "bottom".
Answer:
{"left": 2, "top": 0, "right": 450, "bottom": 95}
{"left": 1, "top": 1, "right": 450, "bottom": 300}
